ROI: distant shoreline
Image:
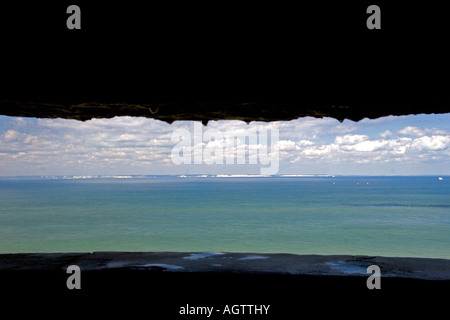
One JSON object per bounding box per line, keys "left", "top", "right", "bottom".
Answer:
{"left": 0, "top": 174, "right": 449, "bottom": 180}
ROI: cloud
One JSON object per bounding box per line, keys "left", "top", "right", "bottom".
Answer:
{"left": 3, "top": 129, "right": 20, "bottom": 141}
{"left": 0, "top": 117, "right": 177, "bottom": 175}
{"left": 0, "top": 114, "right": 449, "bottom": 175}
{"left": 411, "top": 135, "right": 450, "bottom": 151}
{"left": 1, "top": 130, "right": 38, "bottom": 148}
{"left": 341, "top": 139, "right": 389, "bottom": 152}
{"left": 335, "top": 134, "right": 369, "bottom": 145}
{"left": 398, "top": 126, "right": 448, "bottom": 137}
{"left": 380, "top": 130, "right": 392, "bottom": 138}
{"left": 276, "top": 140, "right": 297, "bottom": 151}
{"left": 281, "top": 130, "right": 450, "bottom": 165}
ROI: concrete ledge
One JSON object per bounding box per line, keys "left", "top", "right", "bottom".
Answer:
{"left": 1, "top": 252, "right": 449, "bottom": 280}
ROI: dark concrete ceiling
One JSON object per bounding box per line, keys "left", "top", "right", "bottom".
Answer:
{"left": 0, "top": 100, "right": 449, "bottom": 124}
{"left": 1, "top": 3, "right": 449, "bottom": 123}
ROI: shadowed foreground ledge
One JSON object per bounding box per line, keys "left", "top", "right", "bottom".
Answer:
{"left": 2, "top": 252, "right": 449, "bottom": 318}
{"left": 1, "top": 252, "right": 449, "bottom": 280}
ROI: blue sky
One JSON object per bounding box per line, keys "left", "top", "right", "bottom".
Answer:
{"left": 0, "top": 113, "right": 449, "bottom": 176}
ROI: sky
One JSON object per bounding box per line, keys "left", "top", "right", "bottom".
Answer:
{"left": 0, "top": 113, "right": 449, "bottom": 176}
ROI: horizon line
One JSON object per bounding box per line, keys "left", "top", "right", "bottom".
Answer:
{"left": 0, "top": 174, "right": 448, "bottom": 179}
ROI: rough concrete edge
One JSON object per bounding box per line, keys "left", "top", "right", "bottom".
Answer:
{"left": 0, "top": 252, "right": 449, "bottom": 281}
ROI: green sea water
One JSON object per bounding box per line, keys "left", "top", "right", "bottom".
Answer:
{"left": 0, "top": 176, "right": 448, "bottom": 258}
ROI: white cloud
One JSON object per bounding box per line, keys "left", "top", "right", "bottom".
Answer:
{"left": 1, "top": 114, "right": 449, "bottom": 175}
{"left": 1, "top": 130, "right": 38, "bottom": 147}
{"left": 398, "top": 126, "right": 448, "bottom": 137}
{"left": 335, "top": 134, "right": 369, "bottom": 145}
{"left": 3, "top": 129, "right": 21, "bottom": 142}
{"left": 302, "top": 144, "right": 337, "bottom": 157}
{"left": 380, "top": 130, "right": 392, "bottom": 138}
{"left": 276, "top": 140, "right": 297, "bottom": 151}
{"left": 281, "top": 131, "right": 449, "bottom": 166}
{"left": 341, "top": 139, "right": 388, "bottom": 152}
{"left": 411, "top": 135, "right": 450, "bottom": 151}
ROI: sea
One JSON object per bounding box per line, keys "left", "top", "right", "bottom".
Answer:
{"left": 0, "top": 175, "right": 448, "bottom": 258}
